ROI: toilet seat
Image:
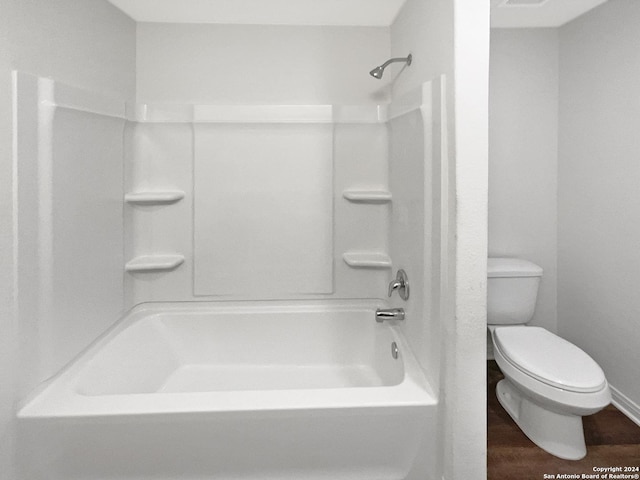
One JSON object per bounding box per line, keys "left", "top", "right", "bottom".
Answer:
{"left": 493, "top": 326, "right": 606, "bottom": 393}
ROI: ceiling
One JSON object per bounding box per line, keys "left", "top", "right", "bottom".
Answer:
{"left": 108, "top": 0, "right": 608, "bottom": 28}
{"left": 490, "top": 0, "right": 609, "bottom": 28}
{"left": 107, "top": 0, "right": 407, "bottom": 26}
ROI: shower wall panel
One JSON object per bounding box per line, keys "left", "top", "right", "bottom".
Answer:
{"left": 194, "top": 124, "right": 334, "bottom": 296}
{"left": 388, "top": 79, "right": 445, "bottom": 389}
{"left": 124, "top": 110, "right": 390, "bottom": 306}
{"left": 49, "top": 109, "right": 124, "bottom": 375}
{"left": 14, "top": 74, "right": 125, "bottom": 396}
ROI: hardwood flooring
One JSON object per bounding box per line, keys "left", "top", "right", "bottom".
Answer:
{"left": 488, "top": 360, "right": 640, "bottom": 479}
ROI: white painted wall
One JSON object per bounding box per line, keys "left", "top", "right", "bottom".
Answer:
{"left": 558, "top": 0, "right": 640, "bottom": 420}
{"left": 391, "top": 0, "right": 453, "bottom": 100}
{"left": 489, "top": 29, "right": 559, "bottom": 334}
{"left": 449, "top": 1, "right": 490, "bottom": 478}
{"left": 3, "top": 0, "right": 136, "bottom": 102}
{"left": 0, "top": 14, "right": 16, "bottom": 480}
{"left": 0, "top": 1, "right": 135, "bottom": 477}
{"left": 137, "top": 24, "right": 390, "bottom": 105}
{"left": 391, "top": 0, "right": 489, "bottom": 478}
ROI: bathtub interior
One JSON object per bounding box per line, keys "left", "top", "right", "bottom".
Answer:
{"left": 75, "top": 309, "right": 405, "bottom": 396}
{"left": 14, "top": 71, "right": 442, "bottom": 398}
{"left": 17, "top": 303, "right": 436, "bottom": 430}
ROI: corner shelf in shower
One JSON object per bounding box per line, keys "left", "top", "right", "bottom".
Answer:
{"left": 342, "top": 252, "right": 392, "bottom": 269}
{"left": 342, "top": 190, "right": 392, "bottom": 204}
{"left": 125, "top": 191, "right": 185, "bottom": 205}
{"left": 125, "top": 254, "right": 185, "bottom": 273}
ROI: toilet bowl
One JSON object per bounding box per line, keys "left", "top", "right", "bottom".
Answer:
{"left": 488, "top": 258, "right": 611, "bottom": 460}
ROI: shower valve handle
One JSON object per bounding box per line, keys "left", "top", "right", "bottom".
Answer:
{"left": 388, "top": 269, "right": 410, "bottom": 301}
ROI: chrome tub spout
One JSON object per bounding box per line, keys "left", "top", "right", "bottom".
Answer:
{"left": 375, "top": 308, "right": 405, "bottom": 323}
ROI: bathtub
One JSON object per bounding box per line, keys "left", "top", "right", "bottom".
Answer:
{"left": 18, "top": 301, "right": 438, "bottom": 480}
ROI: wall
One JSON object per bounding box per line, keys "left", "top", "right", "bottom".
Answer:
{"left": 392, "top": 0, "right": 489, "bottom": 478}
{"left": 137, "top": 24, "right": 389, "bottom": 105}
{"left": 0, "top": 11, "right": 16, "bottom": 479}
{"left": 489, "top": 29, "right": 559, "bottom": 333}
{"left": 4, "top": 0, "right": 135, "bottom": 102}
{"left": 558, "top": 0, "right": 640, "bottom": 421}
{"left": 390, "top": 0, "right": 453, "bottom": 99}
{"left": 0, "top": 1, "right": 136, "bottom": 477}
{"left": 128, "top": 24, "right": 392, "bottom": 307}
{"left": 449, "top": 1, "right": 490, "bottom": 478}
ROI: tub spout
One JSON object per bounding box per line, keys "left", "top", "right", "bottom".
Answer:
{"left": 375, "top": 308, "right": 405, "bottom": 323}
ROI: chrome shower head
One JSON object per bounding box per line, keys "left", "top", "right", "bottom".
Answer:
{"left": 369, "top": 66, "right": 385, "bottom": 79}
{"left": 369, "top": 54, "right": 412, "bottom": 79}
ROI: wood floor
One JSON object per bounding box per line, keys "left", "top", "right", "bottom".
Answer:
{"left": 488, "top": 360, "right": 640, "bottom": 479}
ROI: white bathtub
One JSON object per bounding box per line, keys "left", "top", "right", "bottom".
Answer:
{"left": 18, "top": 301, "right": 438, "bottom": 480}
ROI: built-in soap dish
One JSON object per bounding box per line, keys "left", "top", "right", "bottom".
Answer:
{"left": 342, "top": 252, "right": 392, "bottom": 269}
{"left": 342, "top": 189, "right": 392, "bottom": 204}
{"left": 125, "top": 254, "right": 185, "bottom": 273}
{"left": 125, "top": 191, "right": 185, "bottom": 205}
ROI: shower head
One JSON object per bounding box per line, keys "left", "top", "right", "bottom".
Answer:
{"left": 369, "top": 66, "right": 385, "bottom": 79}
{"left": 369, "top": 54, "right": 412, "bottom": 79}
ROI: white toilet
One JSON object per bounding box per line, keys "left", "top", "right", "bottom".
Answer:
{"left": 487, "top": 257, "right": 611, "bottom": 460}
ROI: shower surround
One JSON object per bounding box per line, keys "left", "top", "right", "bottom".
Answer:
{"left": 14, "top": 59, "right": 447, "bottom": 478}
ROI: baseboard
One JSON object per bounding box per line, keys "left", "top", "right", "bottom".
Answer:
{"left": 610, "top": 385, "right": 640, "bottom": 427}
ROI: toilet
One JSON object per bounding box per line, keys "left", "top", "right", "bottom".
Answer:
{"left": 487, "top": 257, "right": 611, "bottom": 460}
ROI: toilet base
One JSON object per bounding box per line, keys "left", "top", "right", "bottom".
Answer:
{"left": 496, "top": 379, "right": 587, "bottom": 460}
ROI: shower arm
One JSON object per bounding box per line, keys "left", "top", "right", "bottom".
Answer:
{"left": 369, "top": 53, "right": 413, "bottom": 79}
{"left": 379, "top": 55, "right": 412, "bottom": 69}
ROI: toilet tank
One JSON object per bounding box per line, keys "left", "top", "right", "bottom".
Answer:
{"left": 487, "top": 258, "right": 543, "bottom": 325}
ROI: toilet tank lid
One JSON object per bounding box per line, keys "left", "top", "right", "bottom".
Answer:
{"left": 488, "top": 258, "right": 543, "bottom": 278}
